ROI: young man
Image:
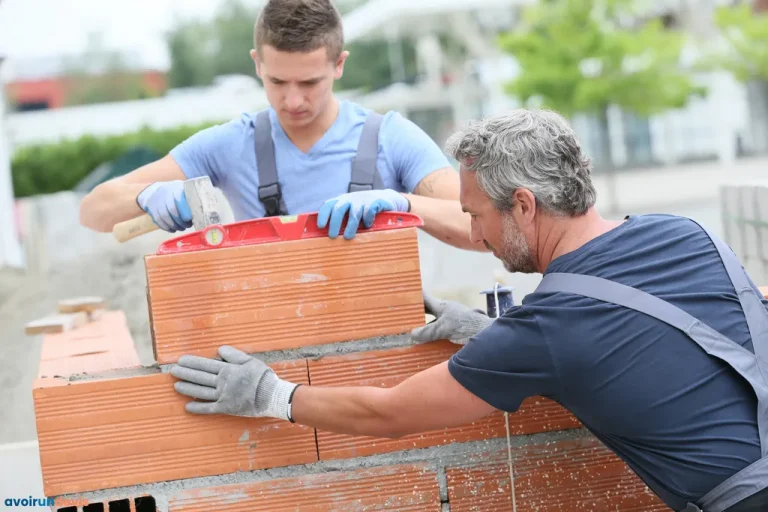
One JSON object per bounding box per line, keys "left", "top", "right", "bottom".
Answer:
{"left": 171, "top": 109, "right": 768, "bottom": 512}
{"left": 79, "top": 0, "right": 483, "bottom": 251}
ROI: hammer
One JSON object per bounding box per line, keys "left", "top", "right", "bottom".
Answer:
{"left": 112, "top": 176, "right": 222, "bottom": 243}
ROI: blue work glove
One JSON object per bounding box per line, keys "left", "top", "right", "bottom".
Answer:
{"left": 136, "top": 181, "right": 193, "bottom": 232}
{"left": 317, "top": 189, "right": 409, "bottom": 240}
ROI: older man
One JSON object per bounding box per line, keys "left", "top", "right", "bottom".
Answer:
{"left": 170, "top": 109, "right": 768, "bottom": 512}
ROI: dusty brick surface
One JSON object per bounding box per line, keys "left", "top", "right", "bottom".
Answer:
{"left": 145, "top": 228, "right": 424, "bottom": 364}
{"left": 34, "top": 360, "right": 315, "bottom": 496}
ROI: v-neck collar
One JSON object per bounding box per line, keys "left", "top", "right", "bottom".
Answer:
{"left": 269, "top": 100, "right": 347, "bottom": 159}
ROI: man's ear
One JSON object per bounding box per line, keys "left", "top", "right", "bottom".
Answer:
{"left": 514, "top": 188, "right": 537, "bottom": 223}
{"left": 250, "top": 49, "right": 261, "bottom": 78}
{"left": 334, "top": 50, "right": 349, "bottom": 79}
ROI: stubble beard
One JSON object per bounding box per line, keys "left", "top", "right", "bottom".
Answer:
{"left": 495, "top": 214, "right": 538, "bottom": 274}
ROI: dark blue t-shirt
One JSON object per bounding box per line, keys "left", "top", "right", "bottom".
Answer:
{"left": 448, "top": 214, "right": 762, "bottom": 511}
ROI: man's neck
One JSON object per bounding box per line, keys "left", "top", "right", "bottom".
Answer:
{"left": 534, "top": 208, "right": 624, "bottom": 273}
{"left": 281, "top": 98, "right": 340, "bottom": 151}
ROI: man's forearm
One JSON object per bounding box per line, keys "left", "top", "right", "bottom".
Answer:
{"left": 79, "top": 180, "right": 148, "bottom": 232}
{"left": 290, "top": 385, "right": 408, "bottom": 438}
{"left": 404, "top": 194, "right": 488, "bottom": 252}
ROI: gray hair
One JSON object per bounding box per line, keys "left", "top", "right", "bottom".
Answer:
{"left": 445, "top": 109, "right": 597, "bottom": 216}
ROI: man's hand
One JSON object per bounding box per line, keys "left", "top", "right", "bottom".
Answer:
{"left": 411, "top": 293, "right": 494, "bottom": 345}
{"left": 317, "top": 189, "right": 409, "bottom": 239}
{"left": 170, "top": 345, "right": 299, "bottom": 420}
{"left": 137, "top": 180, "right": 193, "bottom": 232}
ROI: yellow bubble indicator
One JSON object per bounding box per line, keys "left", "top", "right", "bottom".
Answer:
{"left": 203, "top": 226, "right": 225, "bottom": 247}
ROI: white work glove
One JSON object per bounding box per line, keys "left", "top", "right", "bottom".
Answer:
{"left": 170, "top": 345, "right": 300, "bottom": 421}
{"left": 137, "top": 180, "right": 193, "bottom": 232}
{"left": 411, "top": 293, "right": 494, "bottom": 345}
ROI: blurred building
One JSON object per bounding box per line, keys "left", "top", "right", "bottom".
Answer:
{"left": 0, "top": 56, "right": 24, "bottom": 270}
{"left": 2, "top": 53, "right": 167, "bottom": 111}
{"left": 2, "top": 0, "right": 767, "bottom": 169}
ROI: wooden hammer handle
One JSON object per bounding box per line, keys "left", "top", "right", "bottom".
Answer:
{"left": 113, "top": 213, "right": 159, "bottom": 243}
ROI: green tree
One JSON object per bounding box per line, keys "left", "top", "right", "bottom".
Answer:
{"left": 166, "top": 20, "right": 217, "bottom": 88}
{"left": 709, "top": 3, "right": 768, "bottom": 82}
{"left": 211, "top": 0, "right": 260, "bottom": 78}
{"left": 163, "top": 0, "right": 422, "bottom": 92}
{"left": 498, "top": 0, "right": 704, "bottom": 168}
{"left": 336, "top": 40, "right": 419, "bottom": 92}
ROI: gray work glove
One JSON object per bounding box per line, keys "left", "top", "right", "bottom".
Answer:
{"left": 170, "top": 345, "right": 299, "bottom": 421}
{"left": 410, "top": 293, "right": 494, "bottom": 345}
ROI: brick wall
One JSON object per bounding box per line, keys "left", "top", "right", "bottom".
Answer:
{"left": 35, "top": 225, "right": 671, "bottom": 511}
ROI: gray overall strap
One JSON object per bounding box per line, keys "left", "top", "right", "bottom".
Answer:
{"left": 691, "top": 219, "right": 768, "bottom": 365}
{"left": 536, "top": 271, "right": 768, "bottom": 512}
{"left": 254, "top": 110, "right": 288, "bottom": 217}
{"left": 348, "top": 112, "right": 385, "bottom": 193}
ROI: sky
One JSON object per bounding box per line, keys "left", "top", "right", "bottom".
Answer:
{"left": 0, "top": 0, "right": 262, "bottom": 73}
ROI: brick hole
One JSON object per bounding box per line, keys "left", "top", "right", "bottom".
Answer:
{"left": 134, "top": 496, "right": 156, "bottom": 512}
{"left": 107, "top": 499, "right": 130, "bottom": 512}
{"left": 83, "top": 504, "right": 105, "bottom": 512}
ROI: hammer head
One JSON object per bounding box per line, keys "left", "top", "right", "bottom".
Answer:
{"left": 183, "top": 176, "right": 222, "bottom": 231}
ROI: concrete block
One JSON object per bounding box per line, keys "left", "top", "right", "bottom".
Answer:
{"left": 723, "top": 219, "right": 746, "bottom": 259}
{"left": 720, "top": 185, "right": 742, "bottom": 219}
{"left": 743, "top": 223, "right": 762, "bottom": 260}
{"left": 758, "top": 226, "right": 768, "bottom": 261}
{"left": 166, "top": 463, "right": 441, "bottom": 511}
{"left": 145, "top": 227, "right": 425, "bottom": 365}
{"left": 743, "top": 257, "right": 765, "bottom": 288}
{"left": 445, "top": 437, "right": 668, "bottom": 511}
{"left": 56, "top": 296, "right": 107, "bottom": 314}
{"left": 739, "top": 185, "right": 759, "bottom": 222}
{"left": 309, "top": 341, "right": 580, "bottom": 460}
{"left": 24, "top": 312, "right": 88, "bottom": 335}
{"left": 755, "top": 185, "right": 768, "bottom": 225}
{"left": 33, "top": 360, "right": 315, "bottom": 496}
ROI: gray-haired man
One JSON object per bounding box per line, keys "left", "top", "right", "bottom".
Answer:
{"left": 171, "top": 109, "right": 768, "bottom": 512}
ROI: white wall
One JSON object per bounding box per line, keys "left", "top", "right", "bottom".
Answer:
{"left": 0, "top": 58, "right": 24, "bottom": 270}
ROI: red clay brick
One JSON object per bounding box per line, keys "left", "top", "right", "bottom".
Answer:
{"left": 37, "top": 311, "right": 141, "bottom": 377}
{"left": 33, "top": 360, "right": 315, "bottom": 496}
{"left": 145, "top": 228, "right": 424, "bottom": 365}
{"left": 309, "top": 340, "right": 580, "bottom": 460}
{"left": 446, "top": 437, "right": 670, "bottom": 511}
{"left": 167, "top": 463, "right": 441, "bottom": 511}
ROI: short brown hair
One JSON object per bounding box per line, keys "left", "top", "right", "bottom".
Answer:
{"left": 254, "top": 0, "right": 344, "bottom": 60}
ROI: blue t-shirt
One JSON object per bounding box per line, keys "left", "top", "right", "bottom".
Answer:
{"left": 449, "top": 214, "right": 762, "bottom": 511}
{"left": 169, "top": 100, "right": 452, "bottom": 221}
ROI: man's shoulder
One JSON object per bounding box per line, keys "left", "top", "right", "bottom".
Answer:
{"left": 526, "top": 213, "right": 716, "bottom": 300}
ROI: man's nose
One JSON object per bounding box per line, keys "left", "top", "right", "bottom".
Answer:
{"left": 285, "top": 86, "right": 303, "bottom": 110}
{"left": 469, "top": 218, "right": 483, "bottom": 244}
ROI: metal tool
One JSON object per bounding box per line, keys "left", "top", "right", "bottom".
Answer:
{"left": 481, "top": 285, "right": 514, "bottom": 318}
{"left": 152, "top": 211, "right": 424, "bottom": 255}
{"left": 112, "top": 176, "right": 221, "bottom": 243}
